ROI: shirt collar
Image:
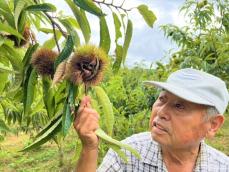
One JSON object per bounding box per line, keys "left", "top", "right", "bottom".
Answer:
{"left": 141, "top": 138, "right": 209, "bottom": 171}
{"left": 194, "top": 141, "right": 209, "bottom": 172}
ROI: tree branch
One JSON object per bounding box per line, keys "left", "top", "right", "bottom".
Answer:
{"left": 93, "top": 0, "right": 134, "bottom": 13}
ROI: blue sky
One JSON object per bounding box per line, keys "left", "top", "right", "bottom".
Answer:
{"left": 39, "top": 0, "right": 186, "bottom": 67}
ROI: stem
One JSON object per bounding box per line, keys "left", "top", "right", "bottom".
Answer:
{"left": 51, "top": 22, "right": 60, "bottom": 52}
{"left": 93, "top": 0, "right": 133, "bottom": 13}
{"left": 33, "top": 0, "right": 67, "bottom": 40}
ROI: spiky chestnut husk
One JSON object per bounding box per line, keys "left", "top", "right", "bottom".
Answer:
{"left": 66, "top": 45, "right": 108, "bottom": 86}
{"left": 31, "top": 48, "right": 58, "bottom": 77}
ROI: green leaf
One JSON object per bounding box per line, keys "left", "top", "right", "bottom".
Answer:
{"left": 59, "top": 18, "right": 80, "bottom": 46}
{"left": 42, "top": 76, "right": 55, "bottom": 118}
{"left": 112, "top": 12, "right": 122, "bottom": 43}
{"left": 1, "top": 44, "right": 22, "bottom": 71}
{"left": 112, "top": 44, "right": 123, "bottom": 73}
{"left": 99, "top": 16, "right": 110, "bottom": 54}
{"left": 22, "top": 43, "right": 39, "bottom": 69}
{"left": 24, "top": 69, "right": 37, "bottom": 116}
{"left": 95, "top": 128, "right": 141, "bottom": 160}
{"left": 25, "top": 3, "right": 57, "bottom": 12}
{"left": 94, "top": 86, "right": 114, "bottom": 136}
{"left": 14, "top": 0, "right": 26, "bottom": 30}
{"left": 0, "top": 72, "right": 8, "bottom": 93}
{"left": 0, "top": 1, "right": 15, "bottom": 27}
{"left": 65, "top": 0, "right": 91, "bottom": 43}
{"left": 54, "top": 35, "right": 74, "bottom": 71}
{"left": 21, "top": 117, "right": 62, "bottom": 151}
{"left": 122, "top": 19, "right": 133, "bottom": 63}
{"left": 0, "top": 22, "right": 24, "bottom": 39}
{"left": 35, "top": 113, "right": 62, "bottom": 139}
{"left": 0, "top": 63, "right": 18, "bottom": 73}
{"left": 137, "top": 5, "right": 157, "bottom": 28}
{"left": 62, "top": 83, "right": 77, "bottom": 136}
{"left": 109, "top": 144, "right": 128, "bottom": 163}
{"left": 73, "top": 0, "right": 104, "bottom": 17}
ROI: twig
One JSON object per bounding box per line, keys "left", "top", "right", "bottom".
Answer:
{"left": 93, "top": 0, "right": 133, "bottom": 13}
{"left": 51, "top": 22, "right": 60, "bottom": 52}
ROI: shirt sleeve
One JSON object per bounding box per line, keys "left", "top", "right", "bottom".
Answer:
{"left": 97, "top": 148, "right": 124, "bottom": 172}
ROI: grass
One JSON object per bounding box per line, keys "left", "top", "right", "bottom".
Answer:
{"left": 0, "top": 115, "right": 228, "bottom": 172}
{"left": 0, "top": 129, "right": 80, "bottom": 172}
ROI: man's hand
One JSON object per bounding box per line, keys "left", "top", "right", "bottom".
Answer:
{"left": 74, "top": 96, "right": 100, "bottom": 150}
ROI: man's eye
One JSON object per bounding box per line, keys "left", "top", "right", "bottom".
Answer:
{"left": 158, "top": 96, "right": 164, "bottom": 102}
{"left": 175, "top": 103, "right": 185, "bottom": 110}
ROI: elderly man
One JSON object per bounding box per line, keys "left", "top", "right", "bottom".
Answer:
{"left": 74, "top": 68, "right": 229, "bottom": 172}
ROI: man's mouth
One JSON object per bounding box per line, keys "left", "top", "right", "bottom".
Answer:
{"left": 152, "top": 121, "right": 168, "bottom": 133}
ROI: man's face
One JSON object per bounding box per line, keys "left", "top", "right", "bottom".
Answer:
{"left": 150, "top": 90, "right": 211, "bottom": 149}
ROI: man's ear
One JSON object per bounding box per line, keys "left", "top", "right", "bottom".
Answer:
{"left": 206, "top": 115, "right": 224, "bottom": 139}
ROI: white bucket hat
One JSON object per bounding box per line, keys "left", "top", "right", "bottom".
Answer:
{"left": 144, "top": 68, "right": 229, "bottom": 114}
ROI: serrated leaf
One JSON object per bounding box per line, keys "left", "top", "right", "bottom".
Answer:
{"left": 59, "top": 18, "right": 80, "bottom": 46}
{"left": 62, "top": 83, "right": 77, "bottom": 136}
{"left": 24, "top": 69, "right": 37, "bottom": 116}
{"left": 0, "top": 1, "right": 15, "bottom": 27}
{"left": 112, "top": 44, "right": 123, "bottom": 73}
{"left": 21, "top": 117, "right": 62, "bottom": 151}
{"left": 42, "top": 76, "right": 55, "bottom": 118}
{"left": 0, "top": 22, "right": 24, "bottom": 39}
{"left": 95, "top": 128, "right": 141, "bottom": 160}
{"left": 73, "top": 0, "right": 104, "bottom": 17}
{"left": 54, "top": 35, "right": 74, "bottom": 71}
{"left": 1, "top": 44, "right": 22, "bottom": 71}
{"left": 137, "top": 5, "right": 157, "bottom": 28}
{"left": 14, "top": 0, "right": 26, "bottom": 30}
{"left": 35, "top": 113, "right": 62, "bottom": 139}
{"left": 122, "top": 19, "right": 133, "bottom": 63}
{"left": 112, "top": 12, "right": 122, "bottom": 42}
{"left": 65, "top": 0, "right": 91, "bottom": 43}
{"left": 109, "top": 144, "right": 128, "bottom": 163}
{"left": 22, "top": 43, "right": 39, "bottom": 69}
{"left": 94, "top": 86, "right": 114, "bottom": 136}
{"left": 25, "top": 3, "right": 56, "bottom": 12}
{"left": 99, "top": 16, "right": 110, "bottom": 54}
{"left": 0, "top": 63, "right": 18, "bottom": 73}
{"left": 0, "top": 72, "right": 8, "bottom": 93}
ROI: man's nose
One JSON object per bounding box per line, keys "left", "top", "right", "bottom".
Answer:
{"left": 157, "top": 104, "right": 171, "bottom": 121}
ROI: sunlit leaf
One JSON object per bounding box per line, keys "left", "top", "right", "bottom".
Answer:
{"left": 122, "top": 19, "right": 133, "bottom": 63}
{"left": 21, "top": 117, "right": 62, "bottom": 151}
{"left": 73, "top": 0, "right": 104, "bottom": 17}
{"left": 112, "top": 44, "right": 123, "bottom": 73}
{"left": 54, "top": 35, "right": 74, "bottom": 71}
{"left": 0, "top": 22, "right": 24, "bottom": 39}
{"left": 65, "top": 0, "right": 91, "bottom": 43}
{"left": 112, "top": 12, "right": 122, "bottom": 43}
{"left": 25, "top": 3, "right": 56, "bottom": 12}
{"left": 94, "top": 86, "right": 114, "bottom": 136}
{"left": 99, "top": 16, "right": 110, "bottom": 54}
{"left": 95, "top": 128, "right": 141, "bottom": 160}
{"left": 24, "top": 69, "right": 37, "bottom": 116}
{"left": 14, "top": 0, "right": 26, "bottom": 30}
{"left": 137, "top": 5, "right": 157, "bottom": 28}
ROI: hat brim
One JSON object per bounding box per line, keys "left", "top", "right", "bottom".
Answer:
{"left": 143, "top": 81, "right": 215, "bottom": 107}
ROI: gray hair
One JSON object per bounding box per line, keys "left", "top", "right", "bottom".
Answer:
{"left": 204, "top": 106, "right": 220, "bottom": 121}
